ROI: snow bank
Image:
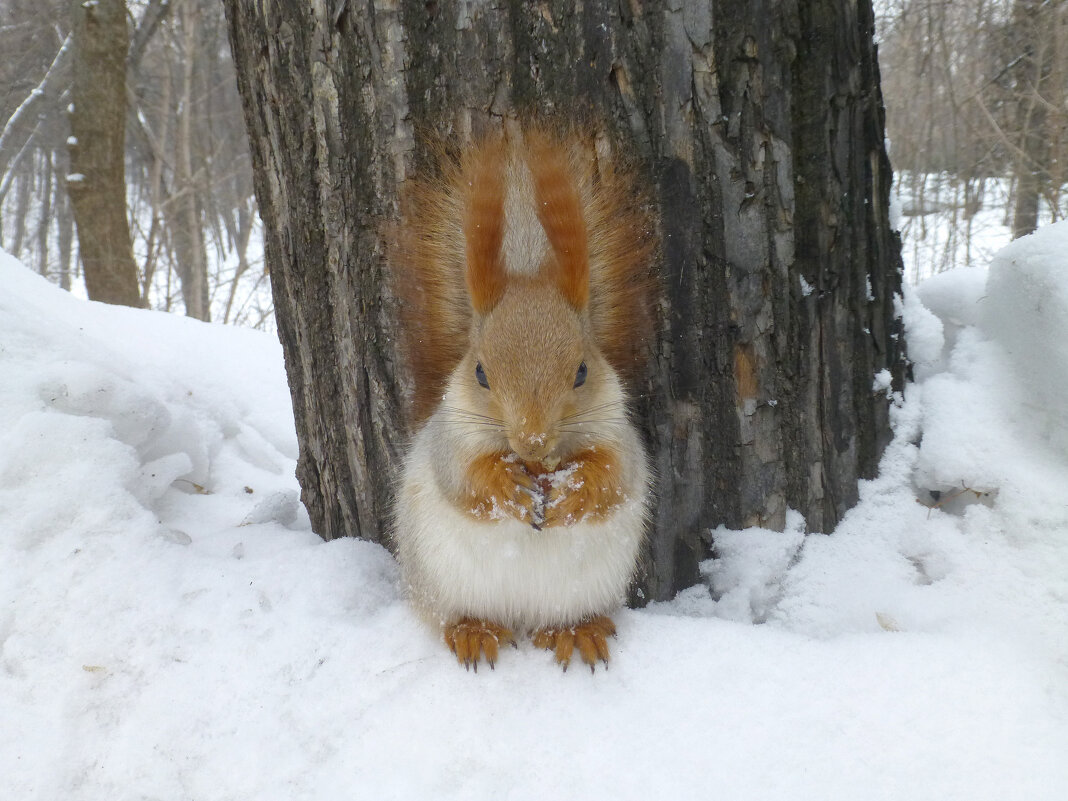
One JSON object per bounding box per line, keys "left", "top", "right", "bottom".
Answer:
{"left": 2, "top": 247, "right": 1067, "bottom": 800}
{"left": 981, "top": 221, "right": 1068, "bottom": 452}
{"left": 898, "top": 283, "right": 944, "bottom": 378}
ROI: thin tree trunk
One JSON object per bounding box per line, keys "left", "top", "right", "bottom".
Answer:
{"left": 37, "top": 151, "right": 52, "bottom": 275}
{"left": 1013, "top": 164, "right": 1041, "bottom": 239}
{"left": 1010, "top": 0, "right": 1047, "bottom": 240}
{"left": 131, "top": 58, "right": 173, "bottom": 299}
{"left": 171, "top": 0, "right": 211, "bottom": 320}
{"left": 54, "top": 149, "right": 74, "bottom": 291}
{"left": 10, "top": 170, "right": 30, "bottom": 256}
{"left": 221, "top": 201, "right": 253, "bottom": 324}
{"left": 66, "top": 0, "right": 142, "bottom": 307}
{"left": 223, "top": 0, "right": 906, "bottom": 602}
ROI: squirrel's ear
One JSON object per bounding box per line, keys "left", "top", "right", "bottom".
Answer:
{"left": 463, "top": 139, "right": 508, "bottom": 315}
{"left": 528, "top": 133, "right": 589, "bottom": 311}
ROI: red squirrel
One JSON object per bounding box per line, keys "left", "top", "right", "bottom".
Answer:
{"left": 391, "top": 127, "right": 656, "bottom": 671}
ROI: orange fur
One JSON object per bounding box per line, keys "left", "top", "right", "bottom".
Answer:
{"left": 463, "top": 450, "right": 540, "bottom": 525}
{"left": 391, "top": 150, "right": 471, "bottom": 424}
{"left": 581, "top": 140, "right": 658, "bottom": 385}
{"left": 389, "top": 126, "right": 657, "bottom": 427}
{"left": 463, "top": 139, "right": 508, "bottom": 314}
{"left": 538, "top": 447, "right": 627, "bottom": 528}
{"left": 527, "top": 132, "right": 589, "bottom": 309}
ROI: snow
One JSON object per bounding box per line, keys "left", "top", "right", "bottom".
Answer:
{"left": 981, "top": 224, "right": 1068, "bottom": 453}
{"left": 871, "top": 367, "right": 893, "bottom": 395}
{"left": 899, "top": 283, "right": 945, "bottom": 377}
{"left": 2, "top": 227, "right": 1068, "bottom": 800}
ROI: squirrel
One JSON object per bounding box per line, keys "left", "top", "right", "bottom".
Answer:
{"left": 390, "top": 126, "right": 657, "bottom": 672}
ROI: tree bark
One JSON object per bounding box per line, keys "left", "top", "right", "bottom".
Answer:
{"left": 57, "top": 191, "right": 73, "bottom": 289}
{"left": 67, "top": 0, "right": 142, "bottom": 307}
{"left": 36, "top": 151, "right": 52, "bottom": 275}
{"left": 1009, "top": 0, "right": 1046, "bottom": 240}
{"left": 224, "top": 0, "right": 405, "bottom": 544}
{"left": 223, "top": 0, "right": 906, "bottom": 602}
{"left": 169, "top": 0, "right": 211, "bottom": 321}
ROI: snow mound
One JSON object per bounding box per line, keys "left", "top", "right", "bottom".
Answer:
{"left": 981, "top": 220, "right": 1068, "bottom": 451}
{"left": 917, "top": 264, "right": 988, "bottom": 330}
{"left": 900, "top": 283, "right": 945, "bottom": 377}
{"left": 2, "top": 247, "right": 1067, "bottom": 800}
{"left": 908, "top": 265, "right": 988, "bottom": 378}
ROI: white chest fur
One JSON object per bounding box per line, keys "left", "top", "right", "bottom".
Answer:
{"left": 393, "top": 420, "right": 649, "bottom": 631}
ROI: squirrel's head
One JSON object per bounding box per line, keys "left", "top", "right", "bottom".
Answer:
{"left": 464, "top": 277, "right": 613, "bottom": 465}
{"left": 456, "top": 131, "right": 619, "bottom": 466}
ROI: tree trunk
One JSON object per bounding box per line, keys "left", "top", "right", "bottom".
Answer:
{"left": 54, "top": 150, "right": 74, "bottom": 291}
{"left": 67, "top": 0, "right": 142, "bottom": 307}
{"left": 223, "top": 0, "right": 906, "bottom": 602}
{"left": 170, "top": 0, "right": 211, "bottom": 321}
{"left": 1010, "top": 0, "right": 1046, "bottom": 240}
{"left": 36, "top": 151, "right": 52, "bottom": 275}
{"left": 10, "top": 169, "right": 30, "bottom": 256}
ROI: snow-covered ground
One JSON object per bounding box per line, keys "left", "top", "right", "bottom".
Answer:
{"left": 2, "top": 222, "right": 1067, "bottom": 799}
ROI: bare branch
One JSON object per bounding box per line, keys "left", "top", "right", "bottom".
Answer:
{"left": 128, "top": 0, "right": 173, "bottom": 75}
{"left": 0, "top": 33, "right": 73, "bottom": 179}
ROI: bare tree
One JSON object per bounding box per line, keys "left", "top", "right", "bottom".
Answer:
{"left": 66, "top": 0, "right": 142, "bottom": 307}
{"left": 126, "top": 0, "right": 261, "bottom": 322}
{"left": 879, "top": 0, "right": 1068, "bottom": 264}
{"left": 1002, "top": 0, "right": 1065, "bottom": 238}
{"left": 0, "top": 0, "right": 268, "bottom": 325}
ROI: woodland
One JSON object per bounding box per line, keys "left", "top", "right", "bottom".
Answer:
{"left": 1, "top": 1, "right": 1066, "bottom": 798}
{"left": 0, "top": 0, "right": 1064, "bottom": 593}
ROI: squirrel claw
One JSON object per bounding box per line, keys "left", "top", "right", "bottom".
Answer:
{"left": 533, "top": 615, "right": 616, "bottom": 673}
{"left": 444, "top": 618, "right": 514, "bottom": 671}
{"left": 514, "top": 483, "right": 546, "bottom": 528}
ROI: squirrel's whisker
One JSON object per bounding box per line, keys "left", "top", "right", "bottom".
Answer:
{"left": 437, "top": 405, "right": 505, "bottom": 424}
{"left": 425, "top": 422, "right": 506, "bottom": 432}
{"left": 559, "top": 400, "right": 626, "bottom": 421}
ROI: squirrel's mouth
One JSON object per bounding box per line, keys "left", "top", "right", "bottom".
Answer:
{"left": 518, "top": 454, "right": 561, "bottom": 476}
{"left": 509, "top": 429, "right": 557, "bottom": 466}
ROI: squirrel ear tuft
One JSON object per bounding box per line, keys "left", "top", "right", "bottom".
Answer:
{"left": 528, "top": 133, "right": 589, "bottom": 311}
{"left": 463, "top": 139, "right": 508, "bottom": 315}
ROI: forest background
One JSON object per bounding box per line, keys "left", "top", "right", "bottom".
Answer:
{"left": 1, "top": 0, "right": 1065, "bottom": 321}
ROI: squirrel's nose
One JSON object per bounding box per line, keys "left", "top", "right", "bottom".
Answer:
{"left": 512, "top": 430, "right": 551, "bottom": 462}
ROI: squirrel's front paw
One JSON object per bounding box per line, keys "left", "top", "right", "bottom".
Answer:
{"left": 464, "top": 451, "right": 544, "bottom": 527}
{"left": 532, "top": 616, "right": 616, "bottom": 673}
{"left": 541, "top": 449, "right": 626, "bottom": 527}
{"left": 444, "top": 617, "right": 516, "bottom": 671}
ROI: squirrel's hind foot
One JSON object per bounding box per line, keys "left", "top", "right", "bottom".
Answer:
{"left": 444, "top": 617, "right": 516, "bottom": 671}
{"left": 532, "top": 615, "right": 616, "bottom": 673}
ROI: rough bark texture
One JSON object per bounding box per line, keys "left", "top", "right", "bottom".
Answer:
{"left": 223, "top": 0, "right": 405, "bottom": 544}
{"left": 170, "top": 0, "right": 211, "bottom": 321}
{"left": 1010, "top": 0, "right": 1046, "bottom": 240}
{"left": 66, "top": 0, "right": 142, "bottom": 308}
{"left": 223, "top": 0, "right": 906, "bottom": 602}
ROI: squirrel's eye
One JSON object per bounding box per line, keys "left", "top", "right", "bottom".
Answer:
{"left": 475, "top": 361, "right": 489, "bottom": 389}
{"left": 574, "top": 361, "right": 587, "bottom": 388}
